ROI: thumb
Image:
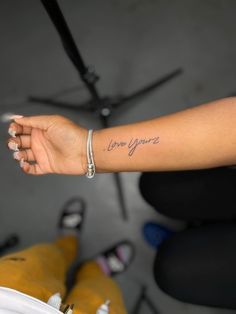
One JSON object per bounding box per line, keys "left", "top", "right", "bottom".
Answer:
{"left": 11, "top": 115, "right": 55, "bottom": 130}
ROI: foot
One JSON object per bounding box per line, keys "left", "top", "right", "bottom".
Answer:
{"left": 96, "top": 241, "right": 135, "bottom": 276}
{"left": 58, "top": 197, "right": 86, "bottom": 236}
{"left": 142, "top": 222, "right": 174, "bottom": 249}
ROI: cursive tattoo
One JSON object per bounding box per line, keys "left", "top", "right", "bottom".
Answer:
{"left": 106, "top": 136, "right": 160, "bottom": 156}
{"left": 107, "top": 140, "right": 127, "bottom": 151}
{"left": 128, "top": 137, "right": 160, "bottom": 156}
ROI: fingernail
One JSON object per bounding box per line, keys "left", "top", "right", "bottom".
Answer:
{"left": 13, "top": 152, "right": 20, "bottom": 161}
{"left": 8, "top": 142, "right": 19, "bottom": 151}
{"left": 0, "top": 112, "right": 15, "bottom": 123}
{"left": 8, "top": 128, "right": 16, "bottom": 138}
{"left": 9, "top": 115, "right": 24, "bottom": 120}
{"left": 20, "top": 158, "right": 25, "bottom": 168}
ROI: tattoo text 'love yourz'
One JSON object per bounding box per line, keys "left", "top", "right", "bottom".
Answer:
{"left": 106, "top": 137, "right": 160, "bottom": 156}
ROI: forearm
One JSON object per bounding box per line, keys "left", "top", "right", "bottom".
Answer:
{"left": 93, "top": 97, "right": 236, "bottom": 173}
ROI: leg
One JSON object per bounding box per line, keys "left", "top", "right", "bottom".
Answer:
{"left": 0, "top": 197, "right": 86, "bottom": 303}
{"left": 139, "top": 167, "right": 236, "bottom": 221}
{"left": 66, "top": 262, "right": 127, "bottom": 314}
{"left": 65, "top": 241, "right": 134, "bottom": 314}
{"left": 154, "top": 223, "right": 236, "bottom": 309}
{"left": 0, "top": 235, "right": 77, "bottom": 302}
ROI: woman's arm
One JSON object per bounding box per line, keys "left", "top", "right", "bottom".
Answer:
{"left": 7, "top": 97, "right": 236, "bottom": 175}
{"left": 93, "top": 97, "right": 236, "bottom": 173}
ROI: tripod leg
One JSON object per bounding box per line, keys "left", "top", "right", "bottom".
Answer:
{"left": 113, "top": 173, "right": 128, "bottom": 221}
{"left": 28, "top": 96, "right": 94, "bottom": 112}
{"left": 145, "top": 295, "right": 160, "bottom": 314}
{"left": 98, "top": 114, "right": 129, "bottom": 221}
{"left": 113, "top": 68, "right": 183, "bottom": 108}
{"left": 131, "top": 286, "right": 146, "bottom": 314}
{"left": 99, "top": 112, "right": 109, "bottom": 128}
{"left": 132, "top": 285, "right": 160, "bottom": 314}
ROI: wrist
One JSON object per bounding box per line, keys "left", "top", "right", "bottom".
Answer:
{"left": 79, "top": 128, "right": 88, "bottom": 176}
{"left": 92, "top": 129, "right": 106, "bottom": 173}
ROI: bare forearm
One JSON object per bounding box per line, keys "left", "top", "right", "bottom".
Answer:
{"left": 93, "top": 97, "right": 236, "bottom": 173}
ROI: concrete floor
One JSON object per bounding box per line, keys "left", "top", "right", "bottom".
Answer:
{"left": 0, "top": 0, "right": 236, "bottom": 313}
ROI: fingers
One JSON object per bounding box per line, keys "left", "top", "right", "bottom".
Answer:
{"left": 8, "top": 122, "right": 32, "bottom": 136}
{"left": 12, "top": 152, "right": 44, "bottom": 175}
{"left": 9, "top": 145, "right": 43, "bottom": 175}
{"left": 13, "top": 149, "right": 35, "bottom": 162}
{"left": 11, "top": 115, "right": 60, "bottom": 130}
{"left": 7, "top": 114, "right": 66, "bottom": 176}
{"left": 20, "top": 162, "right": 44, "bottom": 175}
{"left": 8, "top": 135, "right": 31, "bottom": 150}
{"left": 7, "top": 115, "right": 53, "bottom": 176}
{"left": 11, "top": 147, "right": 44, "bottom": 175}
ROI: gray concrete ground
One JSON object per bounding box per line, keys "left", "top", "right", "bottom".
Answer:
{"left": 0, "top": 0, "right": 236, "bottom": 313}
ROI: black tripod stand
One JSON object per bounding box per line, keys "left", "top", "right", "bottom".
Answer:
{"left": 132, "top": 285, "right": 159, "bottom": 314}
{"left": 29, "top": 0, "right": 183, "bottom": 221}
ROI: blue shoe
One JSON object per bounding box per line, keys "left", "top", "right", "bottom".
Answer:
{"left": 143, "top": 222, "right": 174, "bottom": 249}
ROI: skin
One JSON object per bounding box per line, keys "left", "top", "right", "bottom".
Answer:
{"left": 7, "top": 115, "right": 88, "bottom": 175}
{"left": 7, "top": 97, "right": 236, "bottom": 175}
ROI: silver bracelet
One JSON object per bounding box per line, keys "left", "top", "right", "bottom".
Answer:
{"left": 86, "top": 129, "right": 96, "bottom": 178}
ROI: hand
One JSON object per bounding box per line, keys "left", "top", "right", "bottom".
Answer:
{"left": 7, "top": 115, "right": 88, "bottom": 175}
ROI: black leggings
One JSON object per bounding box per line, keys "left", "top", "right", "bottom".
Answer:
{"left": 139, "top": 167, "right": 236, "bottom": 309}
